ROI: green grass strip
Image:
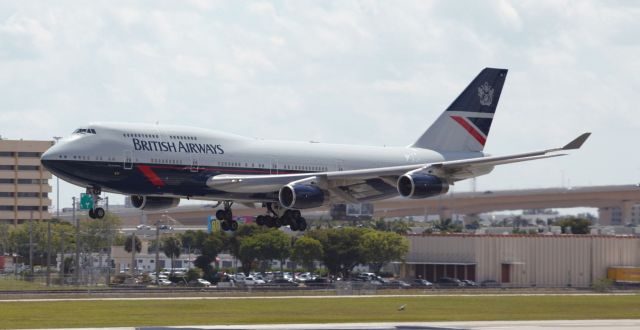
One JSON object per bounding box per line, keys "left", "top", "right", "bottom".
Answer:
{"left": 1, "top": 295, "right": 639, "bottom": 329}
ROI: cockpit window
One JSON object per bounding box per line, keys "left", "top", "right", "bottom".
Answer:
{"left": 73, "top": 128, "right": 97, "bottom": 134}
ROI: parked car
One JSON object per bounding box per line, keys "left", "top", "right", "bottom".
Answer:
{"left": 480, "top": 280, "right": 501, "bottom": 287}
{"left": 462, "top": 279, "right": 478, "bottom": 287}
{"left": 189, "top": 278, "right": 211, "bottom": 287}
{"left": 158, "top": 279, "right": 173, "bottom": 286}
{"left": 436, "top": 277, "right": 464, "bottom": 287}
{"left": 411, "top": 279, "right": 433, "bottom": 287}
{"left": 244, "top": 276, "right": 266, "bottom": 285}
{"left": 271, "top": 278, "right": 299, "bottom": 286}
{"left": 386, "top": 280, "right": 411, "bottom": 289}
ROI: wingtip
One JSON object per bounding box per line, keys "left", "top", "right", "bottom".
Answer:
{"left": 562, "top": 132, "right": 591, "bottom": 150}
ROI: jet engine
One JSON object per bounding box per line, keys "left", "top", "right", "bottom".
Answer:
{"left": 130, "top": 195, "right": 180, "bottom": 211}
{"left": 278, "top": 184, "right": 325, "bottom": 209}
{"left": 397, "top": 173, "right": 449, "bottom": 199}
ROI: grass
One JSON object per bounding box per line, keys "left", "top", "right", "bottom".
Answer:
{"left": 0, "top": 277, "right": 106, "bottom": 291}
{"left": 0, "top": 295, "right": 639, "bottom": 328}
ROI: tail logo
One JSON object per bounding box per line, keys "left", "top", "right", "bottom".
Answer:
{"left": 477, "top": 82, "right": 494, "bottom": 106}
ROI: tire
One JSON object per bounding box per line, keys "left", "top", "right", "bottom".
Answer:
{"left": 225, "top": 210, "right": 233, "bottom": 221}
{"left": 88, "top": 208, "right": 95, "bottom": 219}
{"left": 215, "top": 210, "right": 225, "bottom": 220}
{"left": 230, "top": 220, "right": 239, "bottom": 231}
{"left": 292, "top": 210, "right": 302, "bottom": 219}
{"left": 266, "top": 216, "right": 275, "bottom": 228}
{"left": 298, "top": 217, "right": 307, "bottom": 231}
{"left": 95, "top": 207, "right": 105, "bottom": 219}
{"left": 274, "top": 217, "right": 282, "bottom": 228}
{"left": 221, "top": 221, "right": 230, "bottom": 231}
{"left": 256, "top": 215, "right": 265, "bottom": 226}
{"left": 290, "top": 222, "right": 299, "bottom": 231}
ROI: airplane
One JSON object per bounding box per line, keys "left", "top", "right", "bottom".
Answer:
{"left": 40, "top": 68, "right": 590, "bottom": 232}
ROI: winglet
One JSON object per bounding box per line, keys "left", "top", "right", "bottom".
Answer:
{"left": 562, "top": 132, "right": 591, "bottom": 150}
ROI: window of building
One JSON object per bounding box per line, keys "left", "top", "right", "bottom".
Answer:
{"left": 17, "top": 192, "right": 39, "bottom": 198}
{"left": 0, "top": 152, "right": 14, "bottom": 157}
{"left": 17, "top": 165, "right": 40, "bottom": 171}
{"left": 0, "top": 192, "right": 14, "bottom": 197}
{"left": 0, "top": 165, "right": 14, "bottom": 170}
{"left": 0, "top": 205, "right": 14, "bottom": 211}
{"left": 18, "top": 206, "right": 39, "bottom": 211}
{"left": 17, "top": 152, "right": 40, "bottom": 157}
{"left": 0, "top": 179, "right": 15, "bottom": 184}
{"left": 17, "top": 179, "right": 43, "bottom": 184}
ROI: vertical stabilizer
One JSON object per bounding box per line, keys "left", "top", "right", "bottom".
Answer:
{"left": 412, "top": 68, "right": 508, "bottom": 152}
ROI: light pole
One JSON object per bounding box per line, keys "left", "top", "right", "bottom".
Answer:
{"left": 52, "top": 136, "right": 61, "bottom": 219}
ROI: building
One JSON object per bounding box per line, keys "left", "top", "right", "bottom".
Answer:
{"left": 401, "top": 234, "right": 640, "bottom": 288}
{"left": 0, "top": 140, "right": 53, "bottom": 225}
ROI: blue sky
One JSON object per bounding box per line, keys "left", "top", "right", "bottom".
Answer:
{"left": 0, "top": 1, "right": 638, "bottom": 209}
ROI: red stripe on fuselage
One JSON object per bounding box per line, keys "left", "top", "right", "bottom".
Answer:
{"left": 137, "top": 165, "right": 165, "bottom": 186}
{"left": 451, "top": 115, "right": 486, "bottom": 146}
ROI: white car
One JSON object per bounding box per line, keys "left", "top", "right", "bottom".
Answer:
{"left": 192, "top": 278, "right": 211, "bottom": 287}
{"left": 158, "top": 279, "right": 173, "bottom": 286}
{"left": 244, "top": 276, "right": 266, "bottom": 285}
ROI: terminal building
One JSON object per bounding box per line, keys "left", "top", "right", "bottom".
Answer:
{"left": 400, "top": 234, "right": 640, "bottom": 287}
{"left": 0, "top": 139, "right": 54, "bottom": 225}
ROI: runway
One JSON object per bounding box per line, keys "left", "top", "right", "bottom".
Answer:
{"left": 43, "top": 319, "right": 640, "bottom": 330}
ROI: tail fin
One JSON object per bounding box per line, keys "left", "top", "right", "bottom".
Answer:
{"left": 411, "top": 68, "right": 508, "bottom": 152}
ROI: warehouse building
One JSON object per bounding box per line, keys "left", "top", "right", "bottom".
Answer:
{"left": 0, "top": 139, "right": 53, "bottom": 225}
{"left": 400, "top": 234, "right": 640, "bottom": 288}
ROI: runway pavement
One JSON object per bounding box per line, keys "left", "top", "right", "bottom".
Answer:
{"left": 36, "top": 319, "right": 640, "bottom": 330}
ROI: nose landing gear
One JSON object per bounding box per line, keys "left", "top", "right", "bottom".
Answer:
{"left": 86, "top": 187, "right": 106, "bottom": 220}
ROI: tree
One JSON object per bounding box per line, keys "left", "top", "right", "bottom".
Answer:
{"left": 390, "top": 220, "right": 411, "bottom": 234}
{"left": 226, "top": 224, "right": 268, "bottom": 274}
{"left": 433, "top": 218, "right": 462, "bottom": 233}
{"left": 201, "top": 232, "right": 224, "bottom": 259}
{"left": 291, "top": 236, "right": 323, "bottom": 272}
{"left": 124, "top": 235, "right": 141, "bottom": 254}
{"left": 361, "top": 230, "right": 409, "bottom": 274}
{"left": 238, "top": 229, "right": 291, "bottom": 274}
{"left": 186, "top": 267, "right": 203, "bottom": 282}
{"left": 555, "top": 217, "right": 592, "bottom": 234}
{"left": 307, "top": 227, "right": 368, "bottom": 278}
{"left": 0, "top": 222, "right": 10, "bottom": 255}
{"left": 194, "top": 255, "right": 214, "bottom": 273}
{"left": 162, "top": 236, "right": 182, "bottom": 273}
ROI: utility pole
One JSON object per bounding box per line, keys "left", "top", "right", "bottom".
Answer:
{"left": 73, "top": 196, "right": 80, "bottom": 285}
{"left": 52, "top": 136, "right": 62, "bottom": 219}
{"left": 130, "top": 232, "right": 136, "bottom": 277}
{"left": 29, "top": 211, "right": 33, "bottom": 278}
{"left": 46, "top": 216, "right": 51, "bottom": 286}
{"left": 155, "top": 222, "right": 160, "bottom": 286}
{"left": 60, "top": 228, "right": 65, "bottom": 285}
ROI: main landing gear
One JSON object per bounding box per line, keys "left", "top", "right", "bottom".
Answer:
{"left": 87, "top": 186, "right": 106, "bottom": 219}
{"left": 256, "top": 203, "right": 307, "bottom": 232}
{"left": 216, "top": 201, "right": 238, "bottom": 231}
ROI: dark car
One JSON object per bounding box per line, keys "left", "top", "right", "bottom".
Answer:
{"left": 271, "top": 278, "right": 299, "bottom": 287}
{"left": 385, "top": 280, "right": 411, "bottom": 289}
{"left": 411, "top": 279, "right": 433, "bottom": 288}
{"left": 436, "top": 277, "right": 464, "bottom": 287}
{"left": 480, "top": 280, "right": 501, "bottom": 287}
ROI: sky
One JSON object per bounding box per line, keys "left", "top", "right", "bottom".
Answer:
{"left": 0, "top": 1, "right": 638, "bottom": 211}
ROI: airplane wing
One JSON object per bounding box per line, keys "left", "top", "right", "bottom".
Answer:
{"left": 206, "top": 133, "right": 590, "bottom": 203}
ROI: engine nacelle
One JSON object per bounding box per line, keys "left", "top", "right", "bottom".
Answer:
{"left": 397, "top": 174, "right": 449, "bottom": 199}
{"left": 130, "top": 195, "right": 180, "bottom": 211}
{"left": 278, "top": 184, "right": 325, "bottom": 209}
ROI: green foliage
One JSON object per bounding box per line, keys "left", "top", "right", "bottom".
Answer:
{"left": 307, "top": 227, "right": 368, "bottom": 278}
{"left": 226, "top": 224, "right": 269, "bottom": 275}
{"left": 7, "top": 220, "right": 74, "bottom": 265}
{"left": 239, "top": 229, "right": 291, "bottom": 274}
{"left": 124, "top": 235, "right": 141, "bottom": 253}
{"left": 186, "top": 267, "right": 203, "bottom": 282}
{"left": 82, "top": 212, "right": 122, "bottom": 253}
{"left": 201, "top": 232, "right": 224, "bottom": 259}
{"left": 554, "top": 217, "right": 591, "bottom": 234}
{"left": 390, "top": 219, "right": 411, "bottom": 234}
{"left": 433, "top": 218, "right": 462, "bottom": 233}
{"left": 162, "top": 236, "right": 182, "bottom": 271}
{"left": 194, "top": 255, "right": 213, "bottom": 273}
{"left": 360, "top": 230, "right": 409, "bottom": 274}
{"left": 291, "top": 236, "right": 323, "bottom": 272}
{"left": 591, "top": 277, "right": 614, "bottom": 292}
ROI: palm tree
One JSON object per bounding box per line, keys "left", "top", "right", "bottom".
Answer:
{"left": 124, "top": 234, "right": 141, "bottom": 275}
{"left": 162, "top": 236, "right": 182, "bottom": 275}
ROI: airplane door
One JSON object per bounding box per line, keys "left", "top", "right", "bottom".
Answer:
{"left": 190, "top": 155, "right": 199, "bottom": 173}
{"left": 270, "top": 159, "right": 278, "bottom": 175}
{"left": 124, "top": 150, "right": 133, "bottom": 170}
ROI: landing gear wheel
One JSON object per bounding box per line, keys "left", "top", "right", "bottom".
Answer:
{"left": 221, "top": 221, "right": 230, "bottom": 231}
{"left": 224, "top": 210, "right": 233, "bottom": 221}
{"left": 266, "top": 216, "right": 276, "bottom": 228}
{"left": 88, "top": 208, "right": 96, "bottom": 219}
{"left": 297, "top": 217, "right": 308, "bottom": 231}
{"left": 216, "top": 210, "right": 225, "bottom": 220}
{"left": 94, "top": 207, "right": 105, "bottom": 219}
{"left": 256, "top": 215, "right": 265, "bottom": 226}
{"left": 290, "top": 222, "right": 299, "bottom": 231}
{"left": 274, "top": 217, "right": 282, "bottom": 228}
{"left": 230, "top": 220, "right": 238, "bottom": 231}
